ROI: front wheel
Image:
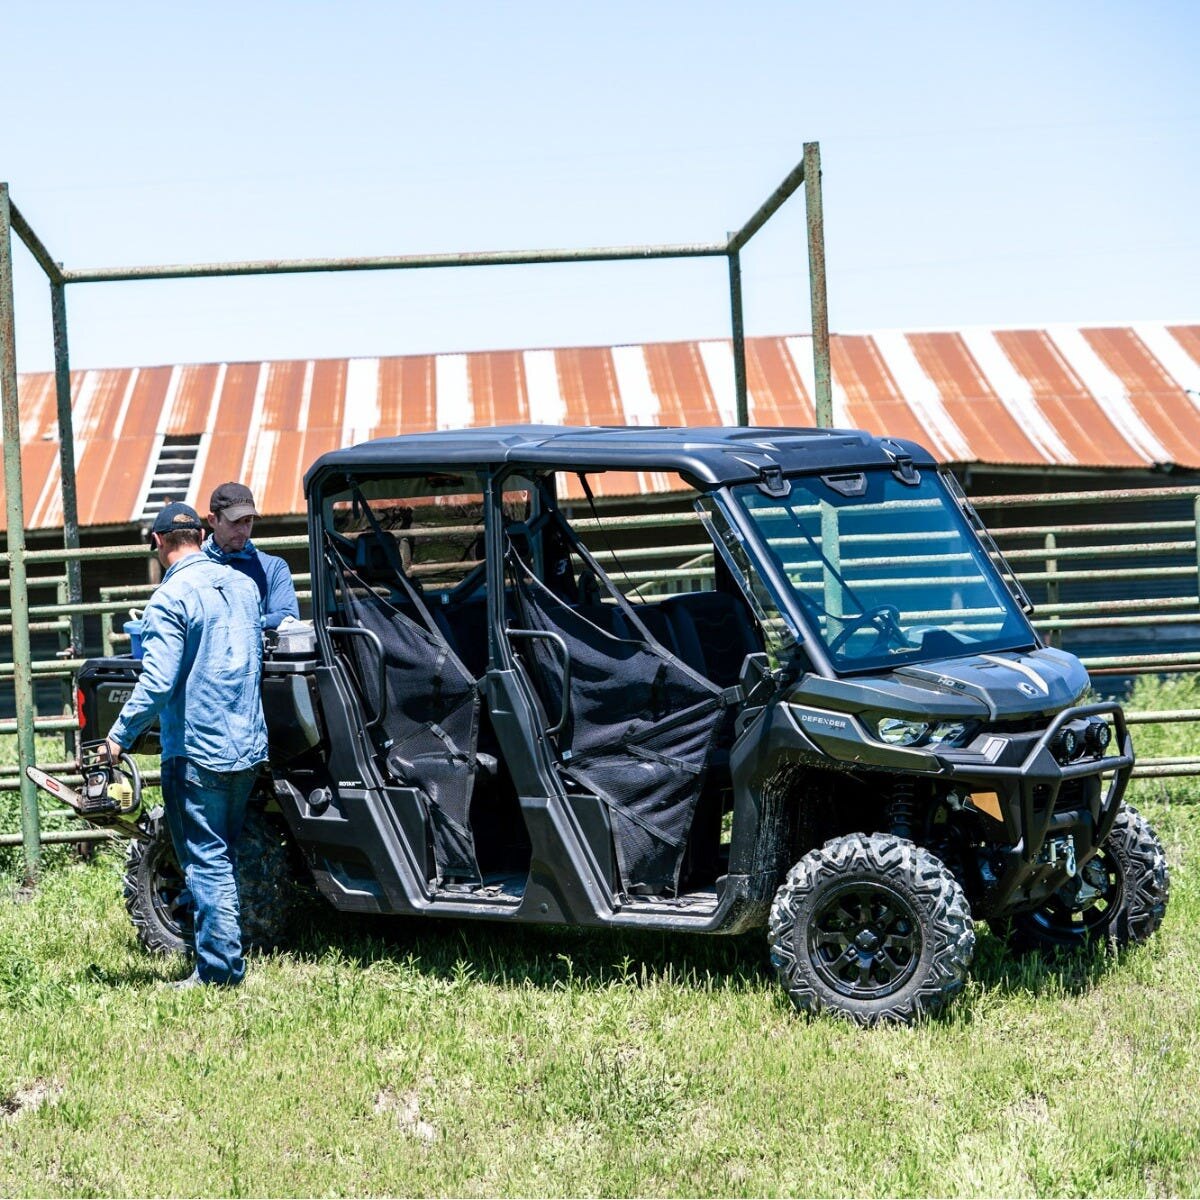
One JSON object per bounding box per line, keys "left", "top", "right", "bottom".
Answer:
{"left": 769, "top": 833, "right": 975, "bottom": 1026}
{"left": 123, "top": 803, "right": 298, "bottom": 957}
{"left": 1000, "top": 804, "right": 1169, "bottom": 955}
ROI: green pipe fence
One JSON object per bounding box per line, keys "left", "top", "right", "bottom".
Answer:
{"left": 2, "top": 482, "right": 1200, "bottom": 861}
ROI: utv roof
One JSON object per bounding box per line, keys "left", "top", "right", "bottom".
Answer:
{"left": 305, "top": 425, "right": 939, "bottom": 492}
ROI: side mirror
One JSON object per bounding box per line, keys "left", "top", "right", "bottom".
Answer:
{"left": 737, "top": 652, "right": 777, "bottom": 706}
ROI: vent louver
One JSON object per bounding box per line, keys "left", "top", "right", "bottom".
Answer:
{"left": 139, "top": 434, "right": 202, "bottom": 519}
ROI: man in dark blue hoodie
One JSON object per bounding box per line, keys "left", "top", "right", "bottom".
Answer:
{"left": 203, "top": 482, "right": 300, "bottom": 630}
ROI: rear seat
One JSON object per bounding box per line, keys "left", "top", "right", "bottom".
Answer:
{"left": 411, "top": 588, "right": 761, "bottom": 695}
{"left": 539, "top": 591, "right": 761, "bottom": 690}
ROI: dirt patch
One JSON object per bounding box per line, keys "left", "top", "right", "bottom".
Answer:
{"left": 374, "top": 1086, "right": 437, "bottom": 1142}
{"left": 1, "top": 1079, "right": 63, "bottom": 1121}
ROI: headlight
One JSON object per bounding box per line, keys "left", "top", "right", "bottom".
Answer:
{"left": 928, "top": 721, "right": 971, "bottom": 746}
{"left": 877, "top": 718, "right": 929, "bottom": 746}
{"left": 1054, "top": 727, "right": 1083, "bottom": 762}
{"left": 875, "top": 717, "right": 973, "bottom": 748}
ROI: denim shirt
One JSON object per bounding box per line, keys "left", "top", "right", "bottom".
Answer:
{"left": 108, "top": 553, "right": 268, "bottom": 772}
{"left": 201, "top": 537, "right": 300, "bottom": 630}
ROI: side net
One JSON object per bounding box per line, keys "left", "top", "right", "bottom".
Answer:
{"left": 507, "top": 539, "right": 725, "bottom": 895}
{"left": 328, "top": 532, "right": 481, "bottom": 883}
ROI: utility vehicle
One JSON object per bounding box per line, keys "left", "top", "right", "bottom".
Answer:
{"left": 63, "top": 425, "right": 1169, "bottom": 1024}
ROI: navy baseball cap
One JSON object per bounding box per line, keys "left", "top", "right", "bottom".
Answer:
{"left": 149, "top": 502, "right": 204, "bottom": 537}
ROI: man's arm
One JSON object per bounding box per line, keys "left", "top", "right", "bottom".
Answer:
{"left": 260, "top": 552, "right": 300, "bottom": 629}
{"left": 106, "top": 599, "right": 186, "bottom": 750}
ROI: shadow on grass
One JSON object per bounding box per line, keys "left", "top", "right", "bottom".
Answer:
{"left": 275, "top": 892, "right": 1123, "bottom": 1010}
{"left": 968, "top": 924, "right": 1117, "bottom": 1001}
{"left": 283, "top": 895, "right": 771, "bottom": 995}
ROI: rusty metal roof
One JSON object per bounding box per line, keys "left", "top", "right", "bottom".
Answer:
{"left": 5, "top": 323, "right": 1200, "bottom": 531}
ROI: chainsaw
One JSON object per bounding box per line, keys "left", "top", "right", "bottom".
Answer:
{"left": 26, "top": 743, "right": 145, "bottom": 839}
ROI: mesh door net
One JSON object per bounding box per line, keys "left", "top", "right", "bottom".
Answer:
{"left": 331, "top": 539, "right": 481, "bottom": 883}
{"left": 508, "top": 547, "right": 725, "bottom": 895}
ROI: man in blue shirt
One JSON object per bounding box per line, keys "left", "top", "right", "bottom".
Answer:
{"left": 203, "top": 482, "right": 299, "bottom": 629}
{"left": 106, "top": 502, "right": 268, "bottom": 989}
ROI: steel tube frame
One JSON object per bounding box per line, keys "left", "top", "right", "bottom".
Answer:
{"left": 51, "top": 281, "right": 83, "bottom": 656}
{"left": 0, "top": 149, "right": 833, "bottom": 878}
{"left": 804, "top": 143, "right": 833, "bottom": 427}
{"left": 0, "top": 185, "right": 40, "bottom": 877}
{"left": 3, "top": 481, "right": 1200, "bottom": 847}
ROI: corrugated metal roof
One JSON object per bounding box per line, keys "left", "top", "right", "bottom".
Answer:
{"left": 4, "top": 323, "right": 1200, "bottom": 531}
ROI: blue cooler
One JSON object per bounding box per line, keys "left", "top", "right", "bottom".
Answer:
{"left": 124, "top": 610, "right": 145, "bottom": 659}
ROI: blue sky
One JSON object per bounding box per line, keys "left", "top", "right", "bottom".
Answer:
{"left": 4, "top": 0, "right": 1198, "bottom": 373}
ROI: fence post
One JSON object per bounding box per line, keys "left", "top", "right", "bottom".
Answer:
{"left": 100, "top": 604, "right": 114, "bottom": 657}
{"left": 804, "top": 142, "right": 832, "bottom": 428}
{"left": 51, "top": 280, "right": 84, "bottom": 658}
{"left": 0, "top": 184, "right": 41, "bottom": 878}
{"left": 728, "top": 249, "right": 748, "bottom": 425}
{"left": 1044, "top": 532, "right": 1060, "bottom": 648}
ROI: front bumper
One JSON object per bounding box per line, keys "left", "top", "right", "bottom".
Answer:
{"left": 937, "top": 702, "right": 1134, "bottom": 915}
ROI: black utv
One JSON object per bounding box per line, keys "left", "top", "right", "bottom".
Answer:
{"left": 77, "top": 425, "right": 1169, "bottom": 1025}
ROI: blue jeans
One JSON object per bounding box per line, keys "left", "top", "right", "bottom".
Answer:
{"left": 161, "top": 757, "right": 256, "bottom": 986}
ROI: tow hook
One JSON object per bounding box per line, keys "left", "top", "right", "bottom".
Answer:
{"left": 1040, "top": 834, "right": 1077, "bottom": 877}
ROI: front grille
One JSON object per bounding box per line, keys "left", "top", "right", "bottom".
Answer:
{"left": 991, "top": 716, "right": 1049, "bottom": 735}
{"left": 1054, "top": 779, "right": 1089, "bottom": 813}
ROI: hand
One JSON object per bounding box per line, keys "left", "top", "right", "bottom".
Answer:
{"left": 105, "top": 737, "right": 124, "bottom": 762}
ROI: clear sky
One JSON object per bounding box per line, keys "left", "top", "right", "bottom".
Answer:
{"left": 4, "top": 0, "right": 1198, "bottom": 374}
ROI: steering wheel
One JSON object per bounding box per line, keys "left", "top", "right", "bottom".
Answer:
{"left": 829, "top": 604, "right": 906, "bottom": 658}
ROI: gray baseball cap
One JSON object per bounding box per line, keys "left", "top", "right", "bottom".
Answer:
{"left": 209, "top": 482, "right": 260, "bottom": 522}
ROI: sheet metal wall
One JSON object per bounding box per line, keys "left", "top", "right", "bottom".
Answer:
{"left": 5, "top": 322, "right": 1200, "bottom": 531}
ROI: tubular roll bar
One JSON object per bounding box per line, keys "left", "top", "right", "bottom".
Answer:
{"left": 0, "top": 150, "right": 833, "bottom": 877}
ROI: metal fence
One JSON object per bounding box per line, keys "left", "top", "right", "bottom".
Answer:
{"left": 0, "top": 148, "right": 837, "bottom": 879}
{"left": 1, "top": 481, "right": 1198, "bottom": 864}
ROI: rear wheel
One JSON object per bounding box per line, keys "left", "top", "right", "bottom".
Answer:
{"left": 1001, "top": 805, "right": 1169, "bottom": 954}
{"left": 769, "top": 832, "right": 975, "bottom": 1026}
{"left": 123, "top": 804, "right": 297, "bottom": 957}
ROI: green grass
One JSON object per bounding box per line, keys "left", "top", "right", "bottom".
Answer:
{"left": 0, "top": 683, "right": 1198, "bottom": 1197}
{"left": 1125, "top": 673, "right": 1200, "bottom": 806}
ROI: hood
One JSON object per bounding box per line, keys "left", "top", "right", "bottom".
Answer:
{"left": 789, "top": 646, "right": 1090, "bottom": 722}
{"left": 894, "top": 646, "right": 1089, "bottom": 719}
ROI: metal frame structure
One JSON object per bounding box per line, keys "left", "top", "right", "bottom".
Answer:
{"left": 0, "top": 147, "right": 832, "bottom": 878}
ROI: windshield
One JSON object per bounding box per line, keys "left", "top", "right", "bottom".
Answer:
{"left": 730, "top": 469, "right": 1036, "bottom": 673}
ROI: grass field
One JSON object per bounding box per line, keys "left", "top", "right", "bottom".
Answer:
{"left": 0, "top": 682, "right": 1198, "bottom": 1197}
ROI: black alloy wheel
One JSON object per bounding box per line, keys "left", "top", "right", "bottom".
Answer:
{"left": 769, "top": 832, "right": 975, "bottom": 1026}
{"left": 1001, "top": 804, "right": 1169, "bottom": 954}
{"left": 124, "top": 813, "right": 194, "bottom": 955}
{"left": 123, "top": 804, "right": 299, "bottom": 957}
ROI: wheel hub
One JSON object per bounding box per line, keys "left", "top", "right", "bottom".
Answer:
{"left": 808, "top": 880, "right": 923, "bottom": 999}
{"left": 854, "top": 928, "right": 881, "bottom": 951}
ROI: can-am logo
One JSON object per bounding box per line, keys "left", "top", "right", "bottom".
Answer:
{"left": 1017, "top": 682, "right": 1039, "bottom": 697}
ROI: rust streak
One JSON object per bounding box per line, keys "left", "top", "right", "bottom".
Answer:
{"left": 995, "top": 331, "right": 1138, "bottom": 466}
{"left": 1085, "top": 327, "right": 1200, "bottom": 467}
{"left": 912, "top": 332, "right": 1042, "bottom": 464}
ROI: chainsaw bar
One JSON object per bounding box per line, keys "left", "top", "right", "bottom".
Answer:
{"left": 26, "top": 765, "right": 90, "bottom": 815}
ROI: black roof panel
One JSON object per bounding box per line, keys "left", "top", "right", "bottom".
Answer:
{"left": 304, "top": 424, "right": 939, "bottom": 493}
